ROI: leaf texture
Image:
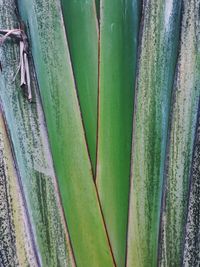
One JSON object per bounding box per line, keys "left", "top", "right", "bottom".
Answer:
{"left": 127, "top": 1, "right": 182, "bottom": 266}
{"left": 17, "top": 0, "right": 115, "bottom": 266}
{"left": 159, "top": 0, "right": 200, "bottom": 265}
{"left": 183, "top": 100, "right": 200, "bottom": 267}
{"left": 0, "top": 110, "right": 38, "bottom": 266}
{"left": 0, "top": 1, "right": 75, "bottom": 266}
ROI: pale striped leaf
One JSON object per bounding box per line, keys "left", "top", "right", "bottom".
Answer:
{"left": 0, "top": 1, "right": 75, "bottom": 266}
{"left": 159, "top": 0, "right": 200, "bottom": 265}
{"left": 127, "top": 1, "right": 182, "bottom": 266}
{"left": 0, "top": 110, "right": 38, "bottom": 266}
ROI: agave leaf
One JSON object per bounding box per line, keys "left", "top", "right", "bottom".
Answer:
{"left": 127, "top": 1, "right": 182, "bottom": 266}
{"left": 96, "top": 1, "right": 141, "bottom": 266}
{"left": 17, "top": 0, "right": 115, "bottom": 266}
{"left": 183, "top": 100, "right": 200, "bottom": 267}
{"left": 61, "top": 0, "right": 98, "bottom": 171}
{"left": 0, "top": 1, "right": 75, "bottom": 266}
{"left": 0, "top": 111, "right": 38, "bottom": 266}
{"left": 159, "top": 1, "right": 200, "bottom": 265}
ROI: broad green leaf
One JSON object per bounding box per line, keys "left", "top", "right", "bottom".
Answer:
{"left": 0, "top": 1, "right": 75, "bottom": 266}
{"left": 18, "top": 0, "right": 115, "bottom": 266}
{"left": 0, "top": 111, "right": 38, "bottom": 266}
{"left": 61, "top": 0, "right": 98, "bottom": 171}
{"left": 96, "top": 1, "right": 141, "bottom": 266}
{"left": 127, "top": 1, "right": 182, "bottom": 266}
{"left": 183, "top": 101, "right": 200, "bottom": 266}
{"left": 159, "top": 0, "right": 200, "bottom": 265}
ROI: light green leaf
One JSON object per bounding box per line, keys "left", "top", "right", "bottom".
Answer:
{"left": 96, "top": 1, "right": 141, "bottom": 266}
{"left": 18, "top": 0, "right": 115, "bottom": 266}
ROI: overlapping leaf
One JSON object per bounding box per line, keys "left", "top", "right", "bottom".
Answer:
{"left": 127, "top": 1, "right": 182, "bottom": 266}
{"left": 0, "top": 1, "right": 75, "bottom": 266}
{"left": 17, "top": 0, "right": 115, "bottom": 266}
{"left": 0, "top": 111, "right": 38, "bottom": 266}
{"left": 61, "top": 0, "right": 99, "bottom": 171}
{"left": 0, "top": 0, "right": 199, "bottom": 266}
{"left": 96, "top": 1, "right": 141, "bottom": 266}
{"left": 159, "top": 1, "right": 200, "bottom": 265}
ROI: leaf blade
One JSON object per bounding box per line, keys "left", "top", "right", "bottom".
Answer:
{"left": 18, "top": 0, "right": 115, "bottom": 265}
{"left": 0, "top": 111, "right": 38, "bottom": 266}
{"left": 96, "top": 1, "right": 141, "bottom": 266}
{"left": 159, "top": 1, "right": 200, "bottom": 265}
{"left": 127, "top": 1, "right": 182, "bottom": 266}
{"left": 0, "top": 1, "right": 75, "bottom": 265}
{"left": 61, "top": 0, "right": 99, "bottom": 171}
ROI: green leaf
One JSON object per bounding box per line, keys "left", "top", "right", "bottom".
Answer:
{"left": 159, "top": 0, "right": 200, "bottom": 265}
{"left": 96, "top": 1, "right": 141, "bottom": 266}
{"left": 0, "top": 111, "right": 38, "bottom": 266}
{"left": 61, "top": 0, "right": 99, "bottom": 171}
{"left": 127, "top": 1, "right": 182, "bottom": 266}
{"left": 18, "top": 0, "right": 115, "bottom": 266}
{"left": 0, "top": 1, "right": 75, "bottom": 266}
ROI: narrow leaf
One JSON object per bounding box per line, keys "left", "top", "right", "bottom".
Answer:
{"left": 127, "top": 1, "right": 182, "bottom": 266}
{"left": 61, "top": 0, "right": 99, "bottom": 171}
{"left": 0, "top": 1, "right": 75, "bottom": 266}
{"left": 159, "top": 0, "right": 200, "bottom": 265}
{"left": 18, "top": 0, "right": 115, "bottom": 266}
{"left": 96, "top": 1, "right": 141, "bottom": 266}
{"left": 0, "top": 111, "right": 38, "bottom": 266}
